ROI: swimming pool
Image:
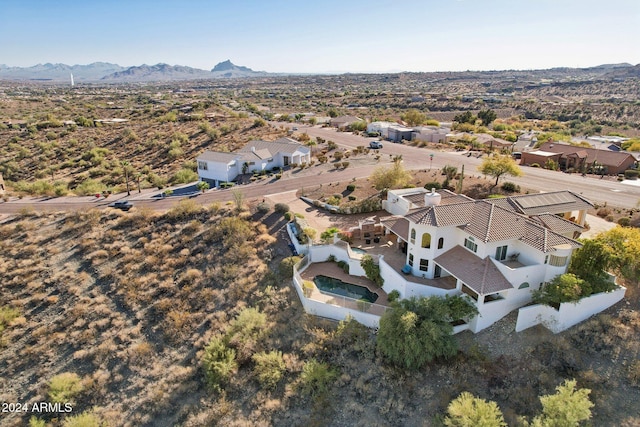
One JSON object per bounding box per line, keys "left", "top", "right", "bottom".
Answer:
{"left": 350, "top": 247, "right": 367, "bottom": 255}
{"left": 313, "top": 275, "right": 379, "bottom": 303}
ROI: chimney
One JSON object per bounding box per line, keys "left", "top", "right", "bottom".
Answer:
{"left": 424, "top": 188, "right": 441, "bottom": 207}
{"left": 251, "top": 146, "right": 256, "bottom": 153}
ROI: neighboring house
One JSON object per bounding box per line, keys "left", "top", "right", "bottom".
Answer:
{"left": 412, "top": 126, "right": 450, "bottom": 143}
{"left": 387, "top": 125, "right": 414, "bottom": 143}
{"left": 197, "top": 138, "right": 311, "bottom": 186}
{"left": 521, "top": 150, "right": 563, "bottom": 167}
{"left": 532, "top": 142, "right": 637, "bottom": 175}
{"left": 474, "top": 133, "right": 513, "bottom": 150}
{"left": 367, "top": 121, "right": 393, "bottom": 138}
{"left": 330, "top": 115, "right": 363, "bottom": 129}
{"left": 0, "top": 173, "right": 5, "bottom": 196}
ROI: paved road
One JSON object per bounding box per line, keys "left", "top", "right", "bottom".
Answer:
{"left": 291, "top": 124, "right": 640, "bottom": 209}
{"left": 1, "top": 124, "right": 638, "bottom": 214}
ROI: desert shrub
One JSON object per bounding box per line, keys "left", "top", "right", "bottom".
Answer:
{"left": 29, "top": 417, "right": 46, "bottom": 427}
{"left": 596, "top": 208, "right": 612, "bottom": 218}
{"left": 346, "top": 183, "right": 356, "bottom": 191}
{"left": 274, "top": 203, "right": 290, "bottom": 213}
{"left": 337, "top": 260, "right": 349, "bottom": 274}
{"left": 618, "top": 217, "right": 630, "bottom": 227}
{"left": 341, "top": 161, "right": 350, "bottom": 168}
{"left": 423, "top": 181, "right": 442, "bottom": 190}
{"left": 48, "top": 372, "right": 84, "bottom": 404}
{"left": 202, "top": 336, "right": 237, "bottom": 391}
{"left": 0, "top": 306, "right": 20, "bottom": 337}
{"left": 62, "top": 411, "right": 102, "bottom": 427}
{"left": 171, "top": 168, "right": 198, "bottom": 184}
{"left": 166, "top": 199, "right": 203, "bottom": 221}
{"left": 74, "top": 178, "right": 106, "bottom": 196}
{"left": 348, "top": 195, "right": 357, "bottom": 201}
{"left": 387, "top": 290, "right": 400, "bottom": 303}
{"left": 327, "top": 141, "right": 337, "bottom": 150}
{"left": 256, "top": 202, "right": 271, "bottom": 214}
{"left": 332, "top": 151, "right": 344, "bottom": 161}
{"left": 279, "top": 256, "right": 301, "bottom": 278}
{"left": 531, "top": 379, "right": 593, "bottom": 426}
{"left": 227, "top": 308, "right": 268, "bottom": 362}
{"left": 444, "top": 392, "right": 506, "bottom": 427}
{"left": 530, "top": 163, "right": 540, "bottom": 168}
{"left": 624, "top": 169, "right": 639, "bottom": 180}
{"left": 377, "top": 296, "right": 477, "bottom": 370}
{"left": 326, "top": 196, "right": 341, "bottom": 206}
{"left": 299, "top": 359, "right": 338, "bottom": 397}
{"left": 283, "top": 211, "right": 293, "bottom": 221}
{"left": 252, "top": 350, "right": 286, "bottom": 389}
{"left": 533, "top": 274, "right": 590, "bottom": 307}
{"left": 361, "top": 255, "right": 383, "bottom": 287}
{"left": 501, "top": 182, "right": 520, "bottom": 193}
{"left": 628, "top": 360, "right": 640, "bottom": 387}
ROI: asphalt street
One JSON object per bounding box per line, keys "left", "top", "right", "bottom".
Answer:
{"left": 0, "top": 124, "right": 638, "bottom": 214}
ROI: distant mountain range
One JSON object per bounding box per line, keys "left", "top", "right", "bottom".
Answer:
{"left": 0, "top": 60, "right": 269, "bottom": 82}
{"left": 0, "top": 61, "right": 637, "bottom": 83}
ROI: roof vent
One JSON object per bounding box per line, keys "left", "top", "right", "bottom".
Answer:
{"left": 251, "top": 146, "right": 256, "bottom": 152}
{"left": 424, "top": 188, "right": 441, "bottom": 207}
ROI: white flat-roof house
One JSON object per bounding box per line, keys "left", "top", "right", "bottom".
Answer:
{"left": 379, "top": 188, "right": 592, "bottom": 331}
{"left": 197, "top": 138, "right": 311, "bottom": 186}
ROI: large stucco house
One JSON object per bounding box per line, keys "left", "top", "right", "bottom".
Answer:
{"left": 378, "top": 188, "right": 591, "bottom": 331}
{"left": 197, "top": 137, "right": 311, "bottom": 187}
{"left": 290, "top": 187, "right": 624, "bottom": 333}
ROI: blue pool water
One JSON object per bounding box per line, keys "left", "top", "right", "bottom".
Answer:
{"left": 350, "top": 247, "right": 367, "bottom": 255}
{"left": 313, "top": 275, "right": 379, "bottom": 303}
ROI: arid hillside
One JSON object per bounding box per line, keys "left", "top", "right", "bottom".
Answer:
{"left": 0, "top": 84, "right": 284, "bottom": 195}
{"left": 0, "top": 202, "right": 639, "bottom": 426}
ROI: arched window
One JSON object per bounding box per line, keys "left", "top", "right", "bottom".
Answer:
{"left": 410, "top": 229, "right": 416, "bottom": 244}
{"left": 421, "top": 233, "right": 431, "bottom": 248}
{"left": 438, "top": 237, "right": 444, "bottom": 249}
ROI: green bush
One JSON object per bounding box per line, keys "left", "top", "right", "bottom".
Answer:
{"left": 48, "top": 372, "right": 84, "bottom": 404}
{"left": 624, "top": 169, "right": 639, "bottom": 180}
{"left": 299, "top": 359, "right": 338, "bottom": 397}
{"left": 256, "top": 202, "right": 271, "bottom": 214}
{"left": 423, "top": 181, "right": 442, "bottom": 190}
{"left": 279, "top": 256, "right": 301, "bottom": 278}
{"left": 337, "top": 260, "right": 349, "bottom": 274}
{"left": 171, "top": 168, "right": 198, "bottom": 184}
{"left": 62, "top": 411, "right": 102, "bottom": 427}
{"left": 377, "top": 296, "right": 477, "bottom": 370}
{"left": 618, "top": 217, "right": 630, "bottom": 227}
{"left": 75, "top": 178, "right": 106, "bottom": 196}
{"left": 252, "top": 351, "right": 286, "bottom": 389}
{"left": 533, "top": 274, "right": 590, "bottom": 307}
{"left": 202, "top": 336, "right": 237, "bottom": 391}
{"left": 501, "top": 181, "right": 520, "bottom": 193}
{"left": 361, "top": 255, "right": 383, "bottom": 287}
{"left": 274, "top": 203, "right": 290, "bottom": 213}
{"left": 346, "top": 184, "right": 356, "bottom": 191}
{"left": 445, "top": 392, "right": 506, "bottom": 427}
{"left": 387, "top": 290, "right": 400, "bottom": 302}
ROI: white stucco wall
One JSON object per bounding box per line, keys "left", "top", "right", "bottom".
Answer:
{"left": 515, "top": 286, "right": 626, "bottom": 333}
{"left": 198, "top": 159, "right": 239, "bottom": 184}
{"left": 380, "top": 257, "right": 457, "bottom": 299}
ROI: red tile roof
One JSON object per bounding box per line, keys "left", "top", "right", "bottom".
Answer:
{"left": 434, "top": 246, "right": 512, "bottom": 295}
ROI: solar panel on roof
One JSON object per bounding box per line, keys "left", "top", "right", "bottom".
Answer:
{"left": 515, "top": 192, "right": 575, "bottom": 209}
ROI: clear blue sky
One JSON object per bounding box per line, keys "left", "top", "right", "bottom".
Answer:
{"left": 2, "top": 0, "right": 639, "bottom": 73}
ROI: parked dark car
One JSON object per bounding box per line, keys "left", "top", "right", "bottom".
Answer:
{"left": 369, "top": 140, "right": 383, "bottom": 149}
{"left": 108, "top": 200, "right": 133, "bottom": 211}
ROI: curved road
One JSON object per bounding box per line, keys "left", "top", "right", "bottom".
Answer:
{"left": 1, "top": 124, "right": 638, "bottom": 214}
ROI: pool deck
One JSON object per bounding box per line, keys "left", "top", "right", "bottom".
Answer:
{"left": 350, "top": 237, "right": 457, "bottom": 291}
{"left": 300, "top": 262, "right": 390, "bottom": 306}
